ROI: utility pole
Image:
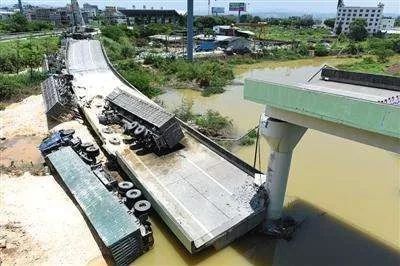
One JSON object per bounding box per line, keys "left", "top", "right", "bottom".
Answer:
{"left": 17, "top": 0, "right": 23, "bottom": 14}
{"left": 187, "top": 0, "right": 194, "bottom": 61}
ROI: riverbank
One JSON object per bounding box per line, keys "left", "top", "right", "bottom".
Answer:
{"left": 233, "top": 55, "right": 400, "bottom": 76}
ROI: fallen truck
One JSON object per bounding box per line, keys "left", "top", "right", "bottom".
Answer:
{"left": 41, "top": 130, "right": 154, "bottom": 265}
{"left": 99, "top": 88, "right": 184, "bottom": 153}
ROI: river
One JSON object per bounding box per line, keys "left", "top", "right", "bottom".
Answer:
{"left": 103, "top": 58, "right": 400, "bottom": 266}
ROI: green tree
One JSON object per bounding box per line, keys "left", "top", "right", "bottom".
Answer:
{"left": 349, "top": 19, "right": 368, "bottom": 41}
{"left": 6, "top": 13, "right": 29, "bottom": 32}
{"left": 239, "top": 14, "right": 253, "bottom": 23}
{"left": 324, "top": 18, "right": 335, "bottom": 28}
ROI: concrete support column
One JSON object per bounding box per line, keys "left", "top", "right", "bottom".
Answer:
{"left": 260, "top": 115, "right": 307, "bottom": 226}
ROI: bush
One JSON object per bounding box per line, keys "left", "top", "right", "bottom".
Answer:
{"left": 0, "top": 71, "right": 46, "bottom": 102}
{"left": 240, "top": 136, "right": 255, "bottom": 146}
{"left": 374, "top": 49, "right": 394, "bottom": 63}
{"left": 195, "top": 110, "right": 232, "bottom": 137}
{"left": 173, "top": 99, "right": 195, "bottom": 122}
{"left": 314, "top": 43, "right": 329, "bottom": 56}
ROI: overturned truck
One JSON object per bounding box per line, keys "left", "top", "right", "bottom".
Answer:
{"left": 99, "top": 89, "right": 184, "bottom": 152}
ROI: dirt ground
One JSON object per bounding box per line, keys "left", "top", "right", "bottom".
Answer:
{"left": 0, "top": 95, "right": 105, "bottom": 265}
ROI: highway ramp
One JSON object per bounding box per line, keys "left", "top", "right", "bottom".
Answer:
{"left": 67, "top": 39, "right": 266, "bottom": 253}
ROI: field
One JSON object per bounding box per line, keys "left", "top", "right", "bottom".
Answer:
{"left": 0, "top": 36, "right": 60, "bottom": 108}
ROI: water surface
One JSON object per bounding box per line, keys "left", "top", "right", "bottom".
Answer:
{"left": 139, "top": 59, "right": 400, "bottom": 265}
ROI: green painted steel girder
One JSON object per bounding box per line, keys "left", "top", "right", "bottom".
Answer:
{"left": 244, "top": 79, "right": 400, "bottom": 139}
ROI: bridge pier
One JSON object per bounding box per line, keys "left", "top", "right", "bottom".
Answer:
{"left": 260, "top": 115, "right": 307, "bottom": 235}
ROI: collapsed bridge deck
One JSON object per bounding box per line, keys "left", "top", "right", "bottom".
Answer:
{"left": 67, "top": 39, "right": 266, "bottom": 253}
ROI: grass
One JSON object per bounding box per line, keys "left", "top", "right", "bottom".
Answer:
{"left": 336, "top": 55, "right": 400, "bottom": 76}
{"left": 0, "top": 71, "right": 46, "bottom": 108}
{"left": 249, "top": 25, "right": 331, "bottom": 42}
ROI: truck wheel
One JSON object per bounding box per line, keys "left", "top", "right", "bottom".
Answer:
{"left": 60, "top": 129, "right": 75, "bottom": 137}
{"left": 134, "top": 200, "right": 151, "bottom": 216}
{"left": 86, "top": 146, "right": 100, "bottom": 157}
{"left": 126, "top": 189, "right": 142, "bottom": 209}
{"left": 118, "top": 181, "right": 134, "bottom": 196}
{"left": 131, "top": 121, "right": 139, "bottom": 130}
{"left": 134, "top": 125, "right": 146, "bottom": 136}
{"left": 70, "top": 137, "right": 82, "bottom": 151}
{"left": 81, "top": 142, "right": 93, "bottom": 150}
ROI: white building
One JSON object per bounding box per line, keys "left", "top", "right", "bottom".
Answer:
{"left": 333, "top": 1, "right": 385, "bottom": 35}
{"left": 0, "top": 10, "right": 14, "bottom": 20}
{"left": 380, "top": 18, "right": 395, "bottom": 32}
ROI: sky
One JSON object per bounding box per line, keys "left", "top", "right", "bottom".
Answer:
{"left": 0, "top": 0, "right": 399, "bottom": 14}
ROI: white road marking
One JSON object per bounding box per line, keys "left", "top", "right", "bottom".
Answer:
{"left": 132, "top": 154, "right": 213, "bottom": 238}
{"left": 182, "top": 155, "right": 233, "bottom": 196}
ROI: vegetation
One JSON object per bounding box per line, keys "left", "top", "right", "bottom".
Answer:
{"left": 195, "top": 110, "right": 232, "bottom": 137}
{"left": 314, "top": 43, "right": 329, "bottom": 56}
{"left": 324, "top": 18, "right": 336, "bottom": 28}
{"left": 144, "top": 56, "right": 234, "bottom": 96}
{"left": 0, "top": 36, "right": 60, "bottom": 107}
{"left": 173, "top": 99, "right": 195, "bottom": 122}
{"left": 349, "top": 19, "right": 368, "bottom": 41}
{"left": 0, "top": 13, "right": 54, "bottom": 34}
{"left": 0, "top": 71, "right": 46, "bottom": 107}
{"left": 395, "top": 17, "right": 400, "bottom": 27}
{"left": 263, "top": 16, "right": 315, "bottom": 28}
{"left": 101, "top": 23, "right": 235, "bottom": 97}
{"left": 173, "top": 100, "right": 233, "bottom": 138}
{"left": 0, "top": 36, "right": 60, "bottom": 74}
{"left": 194, "top": 16, "right": 236, "bottom": 30}
{"left": 336, "top": 56, "right": 400, "bottom": 76}
{"left": 252, "top": 24, "right": 330, "bottom": 43}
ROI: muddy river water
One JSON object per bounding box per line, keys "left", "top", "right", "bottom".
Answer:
{"left": 101, "top": 58, "right": 400, "bottom": 266}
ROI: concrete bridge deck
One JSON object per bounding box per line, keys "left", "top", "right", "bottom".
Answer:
{"left": 67, "top": 39, "right": 266, "bottom": 253}
{"left": 244, "top": 78, "right": 400, "bottom": 154}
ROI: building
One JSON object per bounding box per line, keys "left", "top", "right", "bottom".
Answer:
{"left": 0, "top": 10, "right": 14, "bottom": 20}
{"left": 31, "top": 8, "right": 62, "bottom": 26}
{"left": 82, "top": 3, "right": 98, "bottom": 18}
{"left": 104, "top": 6, "right": 127, "bottom": 24}
{"left": 213, "top": 25, "right": 255, "bottom": 38}
{"left": 333, "top": 1, "right": 385, "bottom": 34}
{"left": 119, "top": 9, "right": 181, "bottom": 25}
{"left": 380, "top": 17, "right": 395, "bottom": 32}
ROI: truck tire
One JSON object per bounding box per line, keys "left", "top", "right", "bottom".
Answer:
{"left": 86, "top": 146, "right": 100, "bottom": 157}
{"left": 81, "top": 142, "right": 93, "bottom": 150}
{"left": 131, "top": 121, "right": 139, "bottom": 130}
{"left": 125, "top": 189, "right": 142, "bottom": 209}
{"left": 134, "top": 200, "right": 151, "bottom": 216}
{"left": 70, "top": 137, "right": 82, "bottom": 151}
{"left": 118, "top": 181, "right": 134, "bottom": 196}
{"left": 134, "top": 125, "right": 146, "bottom": 136}
{"left": 60, "top": 129, "right": 75, "bottom": 137}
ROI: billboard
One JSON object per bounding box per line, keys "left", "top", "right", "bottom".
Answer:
{"left": 229, "top": 2, "right": 246, "bottom": 12}
{"left": 212, "top": 7, "right": 225, "bottom": 14}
